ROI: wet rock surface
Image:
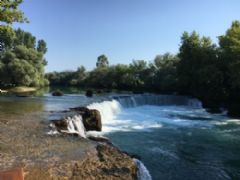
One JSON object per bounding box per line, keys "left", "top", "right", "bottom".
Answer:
{"left": 70, "top": 107, "right": 102, "bottom": 131}
{"left": 19, "top": 142, "right": 137, "bottom": 180}
{"left": 0, "top": 104, "right": 137, "bottom": 180}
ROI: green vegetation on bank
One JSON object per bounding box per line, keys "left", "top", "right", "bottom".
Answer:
{"left": 0, "top": 0, "right": 48, "bottom": 88}
{"left": 46, "top": 21, "right": 240, "bottom": 116}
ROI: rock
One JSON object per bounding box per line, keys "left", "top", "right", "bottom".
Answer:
{"left": 71, "top": 107, "right": 102, "bottom": 131}
{"left": 85, "top": 90, "right": 93, "bottom": 97}
{"left": 70, "top": 106, "right": 89, "bottom": 112}
{"left": 52, "top": 90, "right": 63, "bottom": 96}
{"left": 88, "top": 136, "right": 111, "bottom": 143}
{"left": 53, "top": 107, "right": 102, "bottom": 132}
{"left": 83, "top": 109, "right": 102, "bottom": 131}
{"left": 24, "top": 143, "right": 137, "bottom": 180}
{"left": 92, "top": 144, "right": 137, "bottom": 179}
{"left": 51, "top": 118, "right": 68, "bottom": 131}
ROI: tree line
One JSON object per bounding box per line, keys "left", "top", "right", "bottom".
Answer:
{"left": 0, "top": 0, "right": 48, "bottom": 87}
{"left": 47, "top": 21, "right": 240, "bottom": 116}
{"left": 1, "top": 1, "right": 240, "bottom": 116}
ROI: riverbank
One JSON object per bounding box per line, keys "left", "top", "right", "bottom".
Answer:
{"left": 0, "top": 95, "right": 139, "bottom": 179}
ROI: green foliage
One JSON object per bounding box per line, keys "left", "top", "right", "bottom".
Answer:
{"left": 14, "top": 28, "right": 36, "bottom": 48}
{"left": 37, "top": 40, "right": 47, "bottom": 54}
{"left": 219, "top": 21, "right": 240, "bottom": 89}
{"left": 0, "top": 0, "right": 27, "bottom": 52}
{"left": 0, "top": 0, "right": 27, "bottom": 24}
{"left": 46, "top": 21, "right": 240, "bottom": 116}
{"left": 218, "top": 21, "right": 240, "bottom": 115}
{"left": 0, "top": 25, "right": 15, "bottom": 52}
{"left": 178, "top": 31, "right": 220, "bottom": 95}
{"left": 96, "top": 54, "right": 109, "bottom": 68}
{"left": 0, "top": 31, "right": 48, "bottom": 87}
{"left": 153, "top": 53, "right": 179, "bottom": 92}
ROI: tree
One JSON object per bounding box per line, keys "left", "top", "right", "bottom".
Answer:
{"left": 14, "top": 28, "right": 36, "bottom": 48}
{"left": 37, "top": 40, "right": 47, "bottom": 54}
{"left": 0, "top": 26, "right": 15, "bottom": 52}
{"left": 0, "top": 0, "right": 27, "bottom": 53}
{"left": 218, "top": 21, "right": 240, "bottom": 116}
{"left": 0, "top": 30, "right": 49, "bottom": 87}
{"left": 0, "top": 0, "right": 27, "bottom": 24}
{"left": 128, "top": 60, "right": 149, "bottom": 89}
{"left": 96, "top": 54, "right": 109, "bottom": 68}
{"left": 153, "top": 53, "right": 179, "bottom": 92}
{"left": 219, "top": 21, "right": 240, "bottom": 89}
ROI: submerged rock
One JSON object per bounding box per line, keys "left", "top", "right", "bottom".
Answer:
{"left": 85, "top": 90, "right": 93, "bottom": 97}
{"left": 52, "top": 90, "right": 64, "bottom": 96}
{"left": 88, "top": 136, "right": 111, "bottom": 144}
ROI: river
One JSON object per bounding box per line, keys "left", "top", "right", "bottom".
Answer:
{"left": 0, "top": 92, "right": 240, "bottom": 179}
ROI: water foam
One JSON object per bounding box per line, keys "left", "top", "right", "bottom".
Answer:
{"left": 84, "top": 95, "right": 207, "bottom": 134}
{"left": 64, "top": 115, "right": 86, "bottom": 138}
{"left": 134, "top": 159, "right": 152, "bottom": 180}
{"left": 87, "top": 99, "right": 122, "bottom": 124}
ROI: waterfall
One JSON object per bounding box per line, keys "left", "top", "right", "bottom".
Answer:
{"left": 87, "top": 99, "right": 122, "bottom": 124}
{"left": 65, "top": 115, "right": 86, "bottom": 138}
{"left": 134, "top": 159, "right": 152, "bottom": 180}
{"left": 85, "top": 95, "right": 203, "bottom": 126}
{"left": 113, "top": 94, "right": 202, "bottom": 108}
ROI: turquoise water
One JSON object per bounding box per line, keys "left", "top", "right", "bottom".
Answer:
{"left": 106, "top": 105, "right": 240, "bottom": 180}
{"left": 0, "top": 93, "right": 240, "bottom": 179}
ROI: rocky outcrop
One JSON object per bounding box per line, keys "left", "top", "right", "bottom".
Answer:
{"left": 70, "top": 107, "right": 102, "bottom": 131}
{"left": 69, "top": 144, "right": 137, "bottom": 180}
{"left": 22, "top": 142, "right": 138, "bottom": 180}
{"left": 51, "top": 118, "right": 68, "bottom": 131}
{"left": 51, "top": 107, "right": 102, "bottom": 135}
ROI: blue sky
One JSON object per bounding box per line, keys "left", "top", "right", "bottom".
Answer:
{"left": 15, "top": 0, "right": 240, "bottom": 72}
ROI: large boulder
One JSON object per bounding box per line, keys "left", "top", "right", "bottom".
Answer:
{"left": 71, "top": 107, "right": 102, "bottom": 131}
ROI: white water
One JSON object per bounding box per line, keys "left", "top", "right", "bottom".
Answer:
{"left": 87, "top": 99, "right": 122, "bottom": 124}
{"left": 65, "top": 115, "right": 86, "bottom": 138}
{"left": 134, "top": 159, "right": 152, "bottom": 180}
{"left": 47, "top": 94, "right": 238, "bottom": 179}
{"left": 85, "top": 95, "right": 209, "bottom": 134}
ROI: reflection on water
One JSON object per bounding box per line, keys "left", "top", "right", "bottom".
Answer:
{"left": 0, "top": 98, "right": 44, "bottom": 116}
